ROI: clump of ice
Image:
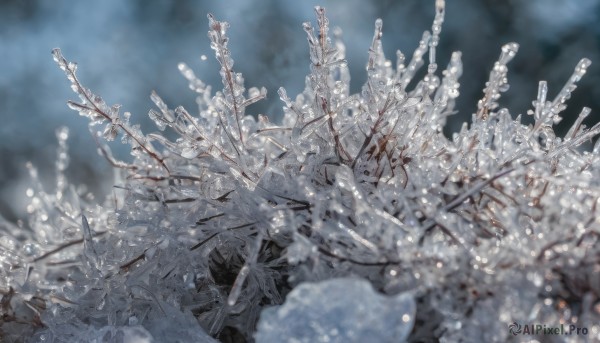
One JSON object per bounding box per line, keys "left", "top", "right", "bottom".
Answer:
{"left": 255, "top": 278, "right": 415, "bottom": 343}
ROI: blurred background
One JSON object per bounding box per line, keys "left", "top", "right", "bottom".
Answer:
{"left": 1, "top": 0, "right": 599, "bottom": 222}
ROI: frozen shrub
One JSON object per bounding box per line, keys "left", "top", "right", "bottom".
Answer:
{"left": 1, "top": 0, "right": 600, "bottom": 342}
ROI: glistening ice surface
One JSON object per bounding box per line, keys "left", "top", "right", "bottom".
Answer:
{"left": 255, "top": 278, "right": 415, "bottom": 343}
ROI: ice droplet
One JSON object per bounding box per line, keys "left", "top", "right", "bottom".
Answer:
{"left": 573, "top": 58, "right": 592, "bottom": 80}
{"left": 149, "top": 109, "right": 168, "bottom": 131}
{"left": 248, "top": 87, "right": 261, "bottom": 99}
{"left": 23, "top": 243, "right": 38, "bottom": 257}
{"left": 375, "top": 18, "right": 383, "bottom": 31}
{"left": 56, "top": 127, "right": 69, "bottom": 141}
{"left": 499, "top": 42, "right": 519, "bottom": 64}
{"left": 302, "top": 22, "right": 312, "bottom": 32}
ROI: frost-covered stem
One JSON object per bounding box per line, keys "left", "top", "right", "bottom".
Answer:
{"left": 32, "top": 231, "right": 107, "bottom": 263}
{"left": 366, "top": 18, "right": 383, "bottom": 73}
{"left": 442, "top": 166, "right": 516, "bottom": 213}
{"left": 304, "top": 7, "right": 351, "bottom": 163}
{"left": 550, "top": 58, "right": 592, "bottom": 115}
{"left": 548, "top": 122, "right": 600, "bottom": 159}
{"left": 189, "top": 222, "right": 256, "bottom": 251}
{"left": 427, "top": 0, "right": 445, "bottom": 75}
{"left": 434, "top": 51, "right": 462, "bottom": 110}
{"left": 170, "top": 106, "right": 240, "bottom": 167}
{"left": 531, "top": 80, "right": 548, "bottom": 133}
{"left": 476, "top": 43, "right": 518, "bottom": 120}
{"left": 326, "top": 104, "right": 351, "bottom": 163}
{"left": 400, "top": 31, "right": 431, "bottom": 89}
{"left": 208, "top": 14, "right": 244, "bottom": 146}
{"left": 566, "top": 107, "right": 592, "bottom": 140}
{"left": 52, "top": 49, "right": 169, "bottom": 172}
{"left": 94, "top": 136, "right": 137, "bottom": 171}
{"left": 351, "top": 96, "right": 393, "bottom": 169}
{"left": 420, "top": 166, "right": 516, "bottom": 243}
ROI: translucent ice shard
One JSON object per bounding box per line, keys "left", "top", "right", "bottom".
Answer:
{"left": 255, "top": 278, "right": 415, "bottom": 343}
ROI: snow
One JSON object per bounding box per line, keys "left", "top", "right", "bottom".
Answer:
{"left": 255, "top": 278, "right": 415, "bottom": 343}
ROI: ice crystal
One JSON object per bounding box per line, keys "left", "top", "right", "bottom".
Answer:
{"left": 2, "top": 0, "right": 600, "bottom": 342}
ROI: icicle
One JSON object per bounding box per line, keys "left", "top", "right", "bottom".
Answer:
{"left": 53, "top": 49, "right": 119, "bottom": 124}
{"left": 548, "top": 58, "right": 592, "bottom": 117}
{"left": 81, "top": 214, "right": 100, "bottom": 274}
{"left": 227, "top": 233, "right": 263, "bottom": 306}
{"left": 367, "top": 18, "right": 384, "bottom": 73}
{"left": 396, "top": 50, "right": 406, "bottom": 80}
{"left": 427, "top": 0, "right": 445, "bottom": 76}
{"left": 208, "top": 13, "right": 245, "bottom": 146}
{"left": 533, "top": 81, "right": 548, "bottom": 122}
{"left": 333, "top": 26, "right": 351, "bottom": 89}
{"left": 400, "top": 31, "right": 431, "bottom": 90}
{"left": 476, "top": 42, "right": 519, "bottom": 119}
{"left": 566, "top": 107, "right": 592, "bottom": 140}
{"left": 435, "top": 51, "right": 462, "bottom": 106}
